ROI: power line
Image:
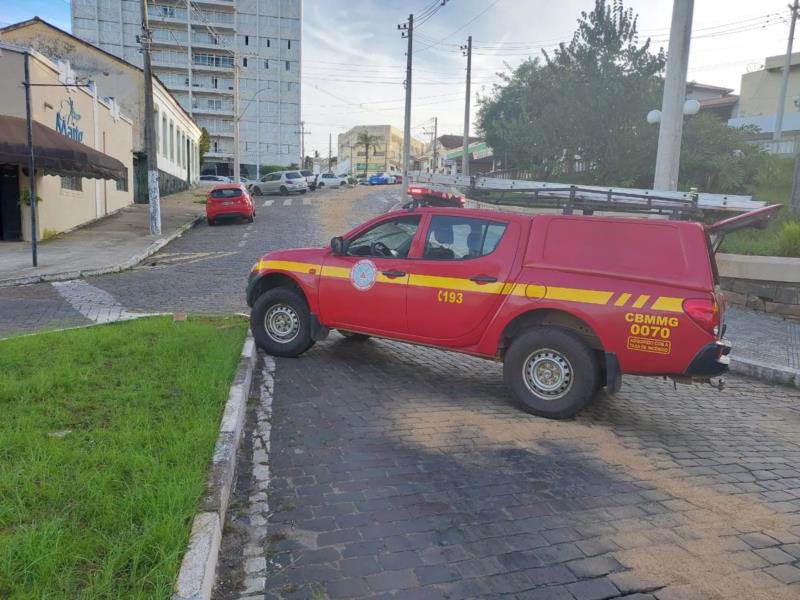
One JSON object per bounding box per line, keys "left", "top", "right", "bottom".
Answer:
{"left": 416, "top": 0, "right": 504, "bottom": 53}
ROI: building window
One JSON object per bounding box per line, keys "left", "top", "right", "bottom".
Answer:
{"left": 287, "top": 39, "right": 291, "bottom": 49}
{"left": 161, "top": 115, "right": 167, "bottom": 157}
{"left": 116, "top": 168, "right": 129, "bottom": 191}
{"left": 264, "top": 60, "right": 269, "bottom": 69}
{"left": 242, "top": 57, "right": 248, "bottom": 67}
{"left": 266, "top": 38, "right": 270, "bottom": 47}
{"left": 285, "top": 61, "right": 290, "bottom": 71}
{"left": 154, "top": 109, "right": 159, "bottom": 153}
{"left": 61, "top": 175, "right": 82, "bottom": 191}
{"left": 245, "top": 35, "right": 249, "bottom": 45}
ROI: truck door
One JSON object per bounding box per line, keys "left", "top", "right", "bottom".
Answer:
{"left": 406, "top": 214, "right": 519, "bottom": 344}
{"left": 318, "top": 215, "right": 422, "bottom": 334}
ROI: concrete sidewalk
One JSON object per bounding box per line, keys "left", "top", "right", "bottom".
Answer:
{"left": 0, "top": 188, "right": 205, "bottom": 286}
{"left": 727, "top": 306, "right": 800, "bottom": 387}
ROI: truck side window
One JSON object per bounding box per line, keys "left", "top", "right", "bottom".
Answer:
{"left": 424, "top": 216, "right": 507, "bottom": 260}
{"left": 347, "top": 216, "right": 420, "bottom": 258}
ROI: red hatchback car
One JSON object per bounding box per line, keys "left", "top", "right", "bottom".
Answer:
{"left": 206, "top": 184, "right": 255, "bottom": 226}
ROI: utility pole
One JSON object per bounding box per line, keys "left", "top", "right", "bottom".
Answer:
{"left": 653, "top": 0, "right": 694, "bottom": 191}
{"left": 432, "top": 116, "right": 438, "bottom": 173}
{"left": 233, "top": 59, "right": 240, "bottom": 182}
{"left": 140, "top": 0, "right": 161, "bottom": 235}
{"left": 328, "top": 133, "right": 332, "bottom": 173}
{"left": 461, "top": 35, "right": 472, "bottom": 177}
{"left": 775, "top": 0, "right": 799, "bottom": 141}
{"left": 23, "top": 52, "right": 38, "bottom": 266}
{"left": 399, "top": 14, "right": 413, "bottom": 201}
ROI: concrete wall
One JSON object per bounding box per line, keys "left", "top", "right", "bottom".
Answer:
{"left": 717, "top": 253, "right": 800, "bottom": 320}
{"left": 0, "top": 48, "right": 133, "bottom": 241}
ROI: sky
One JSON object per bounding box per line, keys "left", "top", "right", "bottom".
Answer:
{"left": 1, "top": 0, "right": 794, "bottom": 157}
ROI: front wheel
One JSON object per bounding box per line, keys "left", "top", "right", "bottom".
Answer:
{"left": 253, "top": 186, "right": 262, "bottom": 196}
{"left": 250, "top": 288, "right": 314, "bottom": 357}
{"left": 300, "top": 189, "right": 307, "bottom": 195}
{"left": 503, "top": 327, "right": 599, "bottom": 419}
{"left": 279, "top": 185, "right": 288, "bottom": 195}
{"left": 318, "top": 182, "right": 325, "bottom": 188}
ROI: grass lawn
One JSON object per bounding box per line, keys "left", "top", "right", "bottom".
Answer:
{"left": 0, "top": 316, "right": 247, "bottom": 600}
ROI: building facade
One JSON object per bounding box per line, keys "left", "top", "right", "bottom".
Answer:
{"left": 0, "top": 45, "right": 133, "bottom": 241}
{"left": 71, "top": 0, "right": 302, "bottom": 179}
{"left": 729, "top": 52, "right": 800, "bottom": 155}
{"left": 337, "top": 125, "right": 424, "bottom": 177}
{"left": 0, "top": 18, "right": 201, "bottom": 201}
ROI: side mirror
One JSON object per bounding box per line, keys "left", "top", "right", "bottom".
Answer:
{"left": 330, "top": 236, "right": 345, "bottom": 255}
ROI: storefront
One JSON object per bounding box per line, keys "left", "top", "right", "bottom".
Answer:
{"left": 0, "top": 44, "right": 132, "bottom": 242}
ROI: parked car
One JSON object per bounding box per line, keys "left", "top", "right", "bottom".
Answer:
{"left": 316, "top": 173, "right": 348, "bottom": 188}
{"left": 251, "top": 171, "right": 308, "bottom": 196}
{"left": 246, "top": 204, "right": 781, "bottom": 419}
{"left": 368, "top": 172, "right": 392, "bottom": 185}
{"left": 299, "top": 170, "right": 318, "bottom": 190}
{"left": 199, "top": 174, "right": 231, "bottom": 186}
{"left": 206, "top": 184, "right": 255, "bottom": 226}
{"left": 393, "top": 174, "right": 403, "bottom": 184}
{"left": 406, "top": 185, "right": 465, "bottom": 208}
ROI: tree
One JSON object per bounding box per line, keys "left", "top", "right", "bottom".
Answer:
{"left": 355, "top": 131, "right": 381, "bottom": 178}
{"left": 477, "top": 0, "right": 665, "bottom": 186}
{"left": 198, "top": 127, "right": 210, "bottom": 165}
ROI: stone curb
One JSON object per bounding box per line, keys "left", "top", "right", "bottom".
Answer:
{"left": 730, "top": 355, "right": 800, "bottom": 388}
{"left": 0, "top": 214, "right": 204, "bottom": 288}
{"left": 172, "top": 332, "right": 256, "bottom": 600}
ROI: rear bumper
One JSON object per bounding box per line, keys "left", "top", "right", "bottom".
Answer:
{"left": 684, "top": 339, "right": 731, "bottom": 377}
{"left": 207, "top": 206, "right": 252, "bottom": 219}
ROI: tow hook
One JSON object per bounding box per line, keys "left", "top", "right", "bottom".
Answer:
{"left": 710, "top": 377, "right": 725, "bottom": 391}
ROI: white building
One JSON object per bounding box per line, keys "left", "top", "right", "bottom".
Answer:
{"left": 71, "top": 0, "right": 302, "bottom": 179}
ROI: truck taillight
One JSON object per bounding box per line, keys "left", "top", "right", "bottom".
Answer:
{"left": 683, "top": 298, "right": 720, "bottom": 337}
{"left": 409, "top": 187, "right": 425, "bottom": 195}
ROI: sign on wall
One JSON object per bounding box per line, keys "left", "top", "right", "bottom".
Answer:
{"left": 55, "top": 97, "right": 84, "bottom": 143}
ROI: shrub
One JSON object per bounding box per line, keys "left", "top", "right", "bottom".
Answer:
{"left": 777, "top": 221, "right": 800, "bottom": 257}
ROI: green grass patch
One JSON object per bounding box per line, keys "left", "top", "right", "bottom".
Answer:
{"left": 0, "top": 316, "right": 247, "bottom": 599}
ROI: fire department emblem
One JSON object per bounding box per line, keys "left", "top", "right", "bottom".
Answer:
{"left": 350, "top": 259, "right": 377, "bottom": 291}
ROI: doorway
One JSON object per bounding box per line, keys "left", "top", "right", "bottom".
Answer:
{"left": 0, "top": 164, "right": 22, "bottom": 241}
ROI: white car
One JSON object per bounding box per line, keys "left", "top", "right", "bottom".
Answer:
{"left": 250, "top": 171, "right": 308, "bottom": 196}
{"left": 315, "top": 173, "right": 348, "bottom": 189}
{"left": 199, "top": 174, "right": 232, "bottom": 185}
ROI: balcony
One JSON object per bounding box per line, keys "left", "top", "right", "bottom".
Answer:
{"left": 191, "top": 33, "right": 234, "bottom": 50}
{"left": 191, "top": 103, "right": 234, "bottom": 116}
{"left": 148, "top": 6, "right": 188, "bottom": 24}
{"left": 190, "top": 9, "right": 235, "bottom": 30}
{"left": 192, "top": 54, "right": 234, "bottom": 73}
{"left": 151, "top": 28, "right": 188, "bottom": 47}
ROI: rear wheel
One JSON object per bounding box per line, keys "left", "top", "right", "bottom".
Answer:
{"left": 318, "top": 182, "right": 325, "bottom": 188}
{"left": 251, "top": 288, "right": 314, "bottom": 357}
{"left": 300, "top": 189, "right": 307, "bottom": 194}
{"left": 280, "top": 185, "right": 288, "bottom": 194}
{"left": 253, "top": 186, "right": 262, "bottom": 196}
{"left": 207, "top": 218, "right": 215, "bottom": 226}
{"left": 503, "top": 327, "right": 599, "bottom": 419}
{"left": 247, "top": 213, "right": 254, "bottom": 223}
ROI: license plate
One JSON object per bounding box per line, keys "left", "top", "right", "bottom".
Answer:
{"left": 223, "top": 201, "right": 234, "bottom": 206}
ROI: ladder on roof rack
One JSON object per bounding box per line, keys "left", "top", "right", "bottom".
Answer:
{"left": 409, "top": 172, "right": 765, "bottom": 217}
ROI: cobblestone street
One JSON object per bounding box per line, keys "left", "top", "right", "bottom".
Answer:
{"left": 2, "top": 185, "right": 800, "bottom": 599}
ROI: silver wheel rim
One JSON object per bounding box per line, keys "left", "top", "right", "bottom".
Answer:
{"left": 264, "top": 304, "right": 300, "bottom": 344}
{"left": 523, "top": 349, "right": 573, "bottom": 401}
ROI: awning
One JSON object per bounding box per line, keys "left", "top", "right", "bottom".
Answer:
{"left": 0, "top": 115, "right": 126, "bottom": 180}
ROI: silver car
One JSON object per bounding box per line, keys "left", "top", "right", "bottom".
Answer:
{"left": 250, "top": 171, "right": 308, "bottom": 196}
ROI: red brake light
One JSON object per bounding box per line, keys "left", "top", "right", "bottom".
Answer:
{"left": 683, "top": 298, "right": 720, "bottom": 336}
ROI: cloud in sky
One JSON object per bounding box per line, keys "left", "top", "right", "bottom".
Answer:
{"left": 2, "top": 0, "right": 792, "bottom": 157}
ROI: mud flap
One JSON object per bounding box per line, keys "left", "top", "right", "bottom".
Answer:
{"left": 605, "top": 352, "right": 622, "bottom": 394}
{"left": 310, "top": 313, "right": 330, "bottom": 341}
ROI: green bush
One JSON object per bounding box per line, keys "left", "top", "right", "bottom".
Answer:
{"left": 777, "top": 221, "right": 800, "bottom": 257}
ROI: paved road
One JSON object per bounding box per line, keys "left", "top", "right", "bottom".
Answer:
{"left": 0, "top": 185, "right": 395, "bottom": 337}
{"left": 2, "top": 185, "right": 800, "bottom": 599}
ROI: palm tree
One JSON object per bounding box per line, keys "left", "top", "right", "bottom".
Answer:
{"left": 355, "top": 131, "right": 381, "bottom": 178}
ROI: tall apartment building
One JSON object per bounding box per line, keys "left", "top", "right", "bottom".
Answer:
{"left": 71, "top": 0, "right": 302, "bottom": 178}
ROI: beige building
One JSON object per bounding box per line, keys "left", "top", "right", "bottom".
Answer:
{"left": 730, "top": 52, "right": 800, "bottom": 155}
{"left": 0, "top": 18, "right": 202, "bottom": 200}
{"left": 337, "top": 125, "right": 425, "bottom": 176}
{"left": 0, "top": 44, "right": 132, "bottom": 242}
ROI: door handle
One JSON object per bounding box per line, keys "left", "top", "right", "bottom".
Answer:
{"left": 470, "top": 275, "right": 498, "bottom": 284}
{"left": 382, "top": 270, "right": 406, "bottom": 278}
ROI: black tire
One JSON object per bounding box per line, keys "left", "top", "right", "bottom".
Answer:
{"left": 250, "top": 288, "right": 314, "bottom": 357}
{"left": 280, "top": 185, "right": 288, "bottom": 194}
{"left": 338, "top": 330, "right": 370, "bottom": 341}
{"left": 300, "top": 189, "right": 307, "bottom": 195}
{"left": 253, "top": 186, "right": 262, "bottom": 196}
{"left": 503, "top": 326, "right": 599, "bottom": 419}
{"left": 318, "top": 182, "right": 325, "bottom": 188}
{"left": 247, "top": 213, "right": 254, "bottom": 223}
{"left": 207, "top": 218, "right": 215, "bottom": 226}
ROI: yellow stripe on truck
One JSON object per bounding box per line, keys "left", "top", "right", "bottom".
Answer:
{"left": 257, "top": 262, "right": 684, "bottom": 313}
